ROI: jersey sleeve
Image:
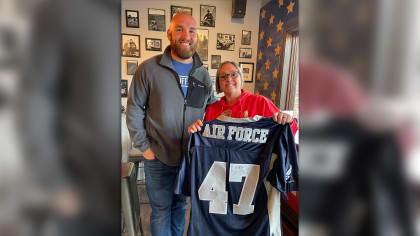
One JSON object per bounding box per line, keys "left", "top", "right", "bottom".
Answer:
{"left": 174, "top": 135, "right": 193, "bottom": 196}
{"left": 267, "top": 124, "right": 299, "bottom": 199}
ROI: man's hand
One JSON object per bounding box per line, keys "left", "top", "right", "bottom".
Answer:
{"left": 188, "top": 120, "right": 203, "bottom": 134}
{"left": 272, "top": 112, "right": 293, "bottom": 125}
{"left": 142, "top": 148, "right": 155, "bottom": 160}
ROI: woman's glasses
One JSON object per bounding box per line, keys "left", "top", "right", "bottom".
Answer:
{"left": 219, "top": 71, "right": 239, "bottom": 79}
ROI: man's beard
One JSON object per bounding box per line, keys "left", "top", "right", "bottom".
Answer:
{"left": 170, "top": 36, "right": 197, "bottom": 59}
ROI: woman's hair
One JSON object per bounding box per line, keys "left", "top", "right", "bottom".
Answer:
{"left": 215, "top": 61, "right": 244, "bottom": 93}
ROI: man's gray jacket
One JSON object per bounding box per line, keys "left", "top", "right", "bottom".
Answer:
{"left": 126, "top": 46, "right": 217, "bottom": 165}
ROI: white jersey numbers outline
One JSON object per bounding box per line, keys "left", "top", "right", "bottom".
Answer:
{"left": 198, "top": 161, "right": 260, "bottom": 215}
{"left": 230, "top": 164, "right": 260, "bottom": 215}
{"left": 198, "top": 161, "right": 228, "bottom": 214}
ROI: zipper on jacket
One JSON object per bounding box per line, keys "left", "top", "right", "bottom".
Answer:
{"left": 180, "top": 99, "right": 187, "bottom": 158}
{"left": 180, "top": 69, "right": 197, "bottom": 158}
{"left": 169, "top": 69, "right": 192, "bottom": 160}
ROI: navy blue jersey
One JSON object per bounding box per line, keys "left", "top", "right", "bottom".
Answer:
{"left": 174, "top": 116, "right": 298, "bottom": 236}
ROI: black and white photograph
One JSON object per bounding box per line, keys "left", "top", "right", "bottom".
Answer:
{"left": 239, "top": 62, "right": 254, "bottom": 83}
{"left": 216, "top": 33, "right": 235, "bottom": 51}
{"left": 211, "top": 55, "right": 221, "bottom": 69}
{"left": 239, "top": 48, "right": 252, "bottom": 58}
{"left": 148, "top": 8, "right": 165, "bottom": 32}
{"left": 196, "top": 29, "right": 209, "bottom": 61}
{"left": 145, "top": 38, "right": 162, "bottom": 51}
{"left": 125, "top": 10, "right": 139, "bottom": 28}
{"left": 122, "top": 34, "right": 140, "bottom": 58}
{"left": 241, "top": 30, "right": 251, "bottom": 45}
{"left": 126, "top": 60, "right": 138, "bottom": 75}
{"left": 170, "top": 5, "right": 192, "bottom": 19}
{"left": 200, "top": 5, "right": 216, "bottom": 27}
{"left": 121, "top": 80, "right": 128, "bottom": 97}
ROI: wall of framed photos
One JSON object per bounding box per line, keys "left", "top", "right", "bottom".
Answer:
{"left": 121, "top": 0, "right": 264, "bottom": 106}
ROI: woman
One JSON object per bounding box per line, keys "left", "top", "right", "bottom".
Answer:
{"left": 188, "top": 61, "right": 298, "bottom": 133}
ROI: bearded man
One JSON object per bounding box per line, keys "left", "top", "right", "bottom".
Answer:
{"left": 126, "top": 13, "right": 217, "bottom": 236}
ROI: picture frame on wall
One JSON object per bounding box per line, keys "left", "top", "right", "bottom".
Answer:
{"left": 239, "top": 62, "right": 254, "bottom": 83}
{"left": 200, "top": 5, "right": 216, "bottom": 27}
{"left": 122, "top": 34, "right": 140, "bottom": 58}
{"left": 216, "top": 33, "right": 235, "bottom": 51}
{"left": 126, "top": 10, "right": 139, "bottom": 28}
{"left": 145, "top": 38, "right": 162, "bottom": 51}
{"left": 196, "top": 29, "right": 209, "bottom": 61}
{"left": 170, "top": 5, "right": 192, "bottom": 19}
{"left": 126, "top": 60, "right": 138, "bottom": 75}
{"left": 239, "top": 48, "right": 252, "bottom": 58}
{"left": 211, "top": 55, "right": 221, "bottom": 69}
{"left": 241, "top": 30, "right": 251, "bottom": 45}
{"left": 121, "top": 80, "right": 128, "bottom": 97}
{"left": 148, "top": 8, "right": 165, "bottom": 32}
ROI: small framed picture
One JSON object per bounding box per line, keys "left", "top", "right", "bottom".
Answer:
{"left": 126, "top": 10, "right": 139, "bottom": 28}
{"left": 196, "top": 29, "right": 209, "bottom": 61}
{"left": 200, "top": 5, "right": 216, "bottom": 27}
{"left": 122, "top": 34, "right": 140, "bottom": 58}
{"left": 241, "top": 30, "right": 251, "bottom": 45}
{"left": 126, "top": 60, "right": 138, "bottom": 75}
{"left": 239, "top": 62, "right": 254, "bottom": 83}
{"left": 170, "top": 5, "right": 192, "bottom": 19}
{"left": 211, "top": 55, "right": 221, "bottom": 69}
{"left": 121, "top": 80, "right": 128, "bottom": 97}
{"left": 145, "top": 38, "right": 162, "bottom": 51}
{"left": 239, "top": 48, "right": 252, "bottom": 58}
{"left": 216, "top": 33, "right": 235, "bottom": 51}
{"left": 148, "top": 8, "right": 166, "bottom": 32}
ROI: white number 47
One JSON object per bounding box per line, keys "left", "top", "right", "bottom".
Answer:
{"left": 198, "top": 161, "right": 260, "bottom": 215}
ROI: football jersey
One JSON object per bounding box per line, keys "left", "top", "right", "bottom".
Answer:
{"left": 174, "top": 116, "right": 299, "bottom": 236}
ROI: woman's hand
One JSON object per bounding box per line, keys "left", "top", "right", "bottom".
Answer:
{"left": 188, "top": 120, "right": 203, "bottom": 134}
{"left": 272, "top": 112, "right": 293, "bottom": 125}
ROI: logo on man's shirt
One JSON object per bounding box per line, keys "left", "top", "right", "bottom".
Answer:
{"left": 180, "top": 75, "right": 189, "bottom": 88}
{"left": 179, "top": 75, "right": 189, "bottom": 97}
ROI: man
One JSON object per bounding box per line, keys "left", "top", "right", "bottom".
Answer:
{"left": 126, "top": 13, "right": 217, "bottom": 236}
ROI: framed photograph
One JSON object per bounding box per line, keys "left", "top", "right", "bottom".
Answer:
{"left": 239, "top": 48, "right": 252, "bottom": 58}
{"left": 241, "top": 30, "right": 251, "bottom": 45}
{"left": 126, "top": 60, "right": 138, "bottom": 75}
{"left": 211, "top": 55, "right": 221, "bottom": 69}
{"left": 200, "top": 5, "right": 216, "bottom": 27}
{"left": 239, "top": 62, "right": 254, "bottom": 83}
{"left": 122, "top": 34, "right": 140, "bottom": 58}
{"left": 126, "top": 10, "right": 139, "bottom": 28}
{"left": 170, "top": 5, "right": 192, "bottom": 19}
{"left": 216, "top": 33, "right": 235, "bottom": 51}
{"left": 145, "top": 38, "right": 162, "bottom": 51}
{"left": 196, "top": 29, "right": 209, "bottom": 61}
{"left": 148, "top": 8, "right": 165, "bottom": 31}
{"left": 121, "top": 80, "right": 128, "bottom": 97}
